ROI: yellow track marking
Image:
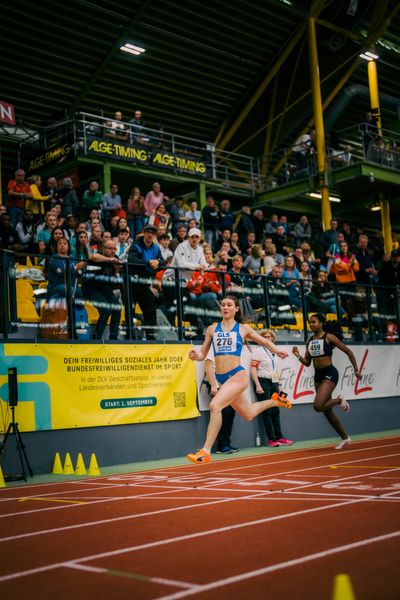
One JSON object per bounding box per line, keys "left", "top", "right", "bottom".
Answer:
{"left": 17, "top": 497, "right": 86, "bottom": 504}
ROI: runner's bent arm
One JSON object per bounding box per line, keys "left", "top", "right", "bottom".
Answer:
{"left": 326, "top": 333, "right": 362, "bottom": 378}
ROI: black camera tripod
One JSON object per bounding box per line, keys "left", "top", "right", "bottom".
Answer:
{"left": 0, "top": 406, "right": 33, "bottom": 482}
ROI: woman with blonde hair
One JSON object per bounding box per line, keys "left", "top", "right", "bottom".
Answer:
{"left": 251, "top": 329, "right": 293, "bottom": 447}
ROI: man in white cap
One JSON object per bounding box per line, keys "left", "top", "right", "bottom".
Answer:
{"left": 165, "top": 228, "right": 207, "bottom": 336}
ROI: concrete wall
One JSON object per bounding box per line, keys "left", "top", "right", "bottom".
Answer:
{"left": 2, "top": 395, "right": 399, "bottom": 475}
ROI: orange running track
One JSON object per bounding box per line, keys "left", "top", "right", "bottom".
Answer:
{"left": 1, "top": 435, "right": 400, "bottom": 599}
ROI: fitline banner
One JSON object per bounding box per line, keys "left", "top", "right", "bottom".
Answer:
{"left": 195, "top": 345, "right": 400, "bottom": 411}
{"left": 0, "top": 343, "right": 199, "bottom": 433}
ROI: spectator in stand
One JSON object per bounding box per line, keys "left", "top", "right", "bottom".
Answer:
{"left": 301, "top": 242, "right": 320, "bottom": 275}
{"left": 293, "top": 247, "right": 305, "bottom": 270}
{"left": 128, "top": 224, "right": 165, "bottom": 340}
{"left": 126, "top": 186, "right": 146, "bottom": 239}
{"left": 71, "top": 230, "right": 91, "bottom": 261}
{"left": 218, "top": 199, "right": 234, "bottom": 233}
{"left": 81, "top": 181, "right": 103, "bottom": 221}
{"left": 168, "top": 196, "right": 187, "bottom": 236}
{"left": 85, "top": 209, "right": 102, "bottom": 234}
{"left": 38, "top": 212, "right": 58, "bottom": 253}
{"left": 228, "top": 254, "right": 251, "bottom": 299}
{"left": 102, "top": 184, "right": 123, "bottom": 227}
{"left": 202, "top": 195, "right": 220, "bottom": 251}
{"left": 321, "top": 218, "right": 339, "bottom": 257}
{"left": 278, "top": 215, "right": 290, "bottom": 236}
{"left": 15, "top": 209, "right": 37, "bottom": 255}
{"left": 111, "top": 217, "right": 129, "bottom": 239}
{"left": 331, "top": 241, "right": 359, "bottom": 284}
{"left": 185, "top": 199, "right": 201, "bottom": 228}
{"left": 252, "top": 209, "right": 265, "bottom": 242}
{"left": 82, "top": 239, "right": 122, "bottom": 340}
{"left": 354, "top": 234, "right": 378, "bottom": 284}
{"left": 377, "top": 249, "right": 400, "bottom": 325}
{"left": 150, "top": 202, "right": 170, "bottom": 231}
{"left": 292, "top": 129, "right": 315, "bottom": 175}
{"left": 45, "top": 177, "right": 59, "bottom": 210}
{"left": 267, "top": 264, "right": 296, "bottom": 327}
{"left": 326, "top": 231, "right": 345, "bottom": 274}
{"left": 7, "top": 169, "right": 32, "bottom": 227}
{"left": 263, "top": 241, "right": 277, "bottom": 274}
{"left": 281, "top": 255, "right": 302, "bottom": 310}
{"left": 350, "top": 225, "right": 366, "bottom": 250}
{"left": 215, "top": 228, "right": 232, "bottom": 253}
{"left": 88, "top": 224, "right": 103, "bottom": 254}
{"left": 361, "top": 111, "right": 379, "bottom": 158}
{"left": 230, "top": 231, "right": 241, "bottom": 256}
{"left": 240, "top": 231, "right": 256, "bottom": 255}
{"left": 144, "top": 182, "right": 166, "bottom": 218}
{"left": 158, "top": 233, "right": 173, "bottom": 262}
{"left": 342, "top": 222, "right": 353, "bottom": 246}
{"left": 44, "top": 226, "right": 65, "bottom": 257}
{"left": 105, "top": 111, "right": 128, "bottom": 140}
{"left": 272, "top": 225, "right": 290, "bottom": 257}
{"left": 0, "top": 205, "right": 6, "bottom": 217}
{"left": 0, "top": 214, "right": 21, "bottom": 251}
{"left": 46, "top": 237, "right": 85, "bottom": 302}
{"left": 101, "top": 230, "right": 112, "bottom": 243}
{"left": 264, "top": 213, "right": 279, "bottom": 236}
{"left": 236, "top": 206, "right": 255, "bottom": 251}
{"left": 26, "top": 175, "right": 51, "bottom": 222}
{"left": 59, "top": 178, "right": 79, "bottom": 218}
{"left": 294, "top": 215, "right": 312, "bottom": 247}
{"left": 299, "top": 261, "right": 313, "bottom": 297}
{"left": 52, "top": 203, "right": 64, "bottom": 227}
{"left": 115, "top": 228, "right": 131, "bottom": 262}
{"left": 129, "top": 109, "right": 148, "bottom": 144}
{"left": 62, "top": 214, "right": 77, "bottom": 240}
{"left": 308, "top": 269, "right": 341, "bottom": 316}
{"left": 243, "top": 244, "right": 263, "bottom": 275}
{"left": 169, "top": 224, "right": 187, "bottom": 253}
{"left": 187, "top": 248, "right": 229, "bottom": 328}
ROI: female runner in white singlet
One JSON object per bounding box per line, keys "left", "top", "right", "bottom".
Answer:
{"left": 187, "top": 296, "right": 291, "bottom": 463}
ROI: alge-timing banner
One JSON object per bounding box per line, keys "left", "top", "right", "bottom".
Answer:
{"left": 0, "top": 343, "right": 199, "bottom": 433}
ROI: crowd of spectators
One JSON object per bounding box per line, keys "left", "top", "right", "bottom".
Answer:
{"left": 1, "top": 168, "right": 399, "bottom": 341}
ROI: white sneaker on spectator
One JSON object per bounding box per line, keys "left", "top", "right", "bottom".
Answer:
{"left": 335, "top": 436, "right": 351, "bottom": 450}
{"left": 338, "top": 394, "right": 350, "bottom": 412}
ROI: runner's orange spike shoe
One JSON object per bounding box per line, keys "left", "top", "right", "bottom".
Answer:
{"left": 271, "top": 391, "right": 292, "bottom": 409}
{"left": 187, "top": 449, "right": 211, "bottom": 463}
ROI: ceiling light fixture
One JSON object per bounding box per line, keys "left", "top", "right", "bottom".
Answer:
{"left": 370, "top": 204, "right": 381, "bottom": 212}
{"left": 308, "top": 192, "right": 341, "bottom": 203}
{"left": 359, "top": 50, "right": 379, "bottom": 61}
{"left": 120, "top": 42, "right": 145, "bottom": 56}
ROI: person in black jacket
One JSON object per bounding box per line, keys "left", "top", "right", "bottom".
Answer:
{"left": 127, "top": 224, "right": 165, "bottom": 340}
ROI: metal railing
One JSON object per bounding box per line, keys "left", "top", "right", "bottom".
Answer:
{"left": 259, "top": 123, "right": 400, "bottom": 190}
{"left": 1, "top": 249, "right": 399, "bottom": 345}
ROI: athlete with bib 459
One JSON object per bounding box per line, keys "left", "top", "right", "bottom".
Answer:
{"left": 187, "top": 296, "right": 291, "bottom": 463}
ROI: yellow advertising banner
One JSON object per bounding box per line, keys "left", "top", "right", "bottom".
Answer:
{"left": 0, "top": 343, "right": 199, "bottom": 433}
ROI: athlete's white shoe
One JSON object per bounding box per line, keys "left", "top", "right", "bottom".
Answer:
{"left": 338, "top": 394, "right": 350, "bottom": 412}
{"left": 335, "top": 436, "right": 351, "bottom": 450}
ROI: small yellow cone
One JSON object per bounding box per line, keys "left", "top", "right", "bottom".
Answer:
{"left": 63, "top": 452, "right": 74, "bottom": 475}
{"left": 332, "top": 574, "right": 357, "bottom": 600}
{"left": 0, "top": 464, "right": 6, "bottom": 488}
{"left": 88, "top": 453, "right": 100, "bottom": 476}
{"left": 75, "top": 453, "right": 87, "bottom": 475}
{"left": 52, "top": 452, "right": 63, "bottom": 475}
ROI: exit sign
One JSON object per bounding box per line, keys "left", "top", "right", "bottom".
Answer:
{"left": 0, "top": 100, "right": 16, "bottom": 125}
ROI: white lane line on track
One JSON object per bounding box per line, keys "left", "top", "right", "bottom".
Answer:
{"left": 153, "top": 529, "right": 400, "bottom": 600}
{"left": 65, "top": 562, "right": 199, "bottom": 590}
{"left": 1, "top": 454, "right": 399, "bottom": 541}
{"left": 1, "top": 486, "right": 400, "bottom": 584}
